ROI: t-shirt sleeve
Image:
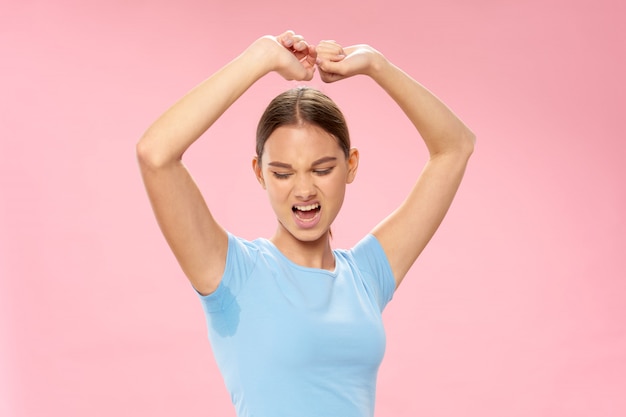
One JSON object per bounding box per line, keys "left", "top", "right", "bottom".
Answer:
{"left": 350, "top": 234, "right": 396, "bottom": 311}
{"left": 197, "top": 233, "right": 259, "bottom": 313}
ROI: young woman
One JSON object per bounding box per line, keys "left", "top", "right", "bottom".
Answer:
{"left": 137, "top": 30, "right": 475, "bottom": 417}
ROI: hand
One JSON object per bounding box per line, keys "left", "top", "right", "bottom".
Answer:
{"left": 256, "top": 30, "right": 317, "bottom": 81}
{"left": 315, "top": 40, "right": 382, "bottom": 83}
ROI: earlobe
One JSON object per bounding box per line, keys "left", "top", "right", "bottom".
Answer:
{"left": 346, "top": 148, "right": 360, "bottom": 184}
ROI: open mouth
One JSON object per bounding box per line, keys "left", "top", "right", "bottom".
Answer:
{"left": 292, "top": 203, "right": 321, "bottom": 221}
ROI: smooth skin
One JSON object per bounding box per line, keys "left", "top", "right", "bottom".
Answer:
{"left": 137, "top": 31, "right": 475, "bottom": 296}
{"left": 253, "top": 124, "right": 360, "bottom": 271}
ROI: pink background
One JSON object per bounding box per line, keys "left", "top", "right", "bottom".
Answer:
{"left": 2, "top": 0, "right": 625, "bottom": 416}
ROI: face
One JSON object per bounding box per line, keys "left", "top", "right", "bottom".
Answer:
{"left": 253, "top": 124, "right": 359, "bottom": 246}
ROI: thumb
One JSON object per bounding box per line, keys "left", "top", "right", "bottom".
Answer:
{"left": 316, "top": 58, "right": 346, "bottom": 76}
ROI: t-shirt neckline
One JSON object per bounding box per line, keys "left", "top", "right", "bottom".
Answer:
{"left": 258, "top": 238, "right": 339, "bottom": 277}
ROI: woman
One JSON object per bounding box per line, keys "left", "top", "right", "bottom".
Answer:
{"left": 137, "top": 30, "right": 474, "bottom": 417}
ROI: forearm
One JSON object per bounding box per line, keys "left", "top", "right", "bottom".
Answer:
{"left": 137, "top": 39, "right": 274, "bottom": 168}
{"left": 368, "top": 54, "right": 475, "bottom": 157}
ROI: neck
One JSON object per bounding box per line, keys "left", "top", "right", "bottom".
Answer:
{"left": 270, "top": 227, "right": 335, "bottom": 271}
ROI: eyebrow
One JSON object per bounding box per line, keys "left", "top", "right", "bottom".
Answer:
{"left": 268, "top": 156, "right": 338, "bottom": 169}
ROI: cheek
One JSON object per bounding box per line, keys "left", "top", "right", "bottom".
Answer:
{"left": 322, "top": 176, "right": 347, "bottom": 199}
{"left": 265, "top": 179, "right": 291, "bottom": 202}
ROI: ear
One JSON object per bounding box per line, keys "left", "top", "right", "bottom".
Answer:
{"left": 346, "top": 148, "right": 359, "bottom": 184}
{"left": 252, "top": 157, "right": 266, "bottom": 189}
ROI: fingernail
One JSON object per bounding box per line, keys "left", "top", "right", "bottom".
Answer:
{"left": 284, "top": 38, "right": 293, "bottom": 46}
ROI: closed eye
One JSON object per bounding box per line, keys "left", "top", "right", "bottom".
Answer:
{"left": 314, "top": 167, "right": 334, "bottom": 176}
{"left": 272, "top": 172, "right": 292, "bottom": 179}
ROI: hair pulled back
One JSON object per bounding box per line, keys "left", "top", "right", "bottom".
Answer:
{"left": 256, "top": 87, "right": 350, "bottom": 162}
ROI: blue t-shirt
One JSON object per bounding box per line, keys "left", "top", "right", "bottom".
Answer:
{"left": 198, "top": 233, "right": 395, "bottom": 417}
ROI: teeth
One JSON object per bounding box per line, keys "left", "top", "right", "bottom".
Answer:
{"left": 294, "top": 203, "right": 320, "bottom": 212}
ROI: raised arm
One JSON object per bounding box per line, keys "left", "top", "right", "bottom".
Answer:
{"left": 316, "top": 41, "right": 475, "bottom": 288}
{"left": 137, "top": 32, "right": 317, "bottom": 295}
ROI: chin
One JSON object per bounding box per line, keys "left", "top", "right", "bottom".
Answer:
{"left": 293, "top": 229, "right": 329, "bottom": 243}
{"left": 279, "top": 223, "right": 330, "bottom": 244}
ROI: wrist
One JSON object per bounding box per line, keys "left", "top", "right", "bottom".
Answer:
{"left": 242, "top": 36, "right": 280, "bottom": 78}
{"left": 365, "top": 48, "right": 389, "bottom": 79}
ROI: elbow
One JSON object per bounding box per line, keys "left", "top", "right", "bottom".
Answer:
{"left": 136, "top": 133, "right": 179, "bottom": 170}
{"left": 448, "top": 127, "right": 475, "bottom": 160}
{"left": 463, "top": 128, "right": 476, "bottom": 157}
{"left": 431, "top": 125, "right": 476, "bottom": 160}
{"left": 136, "top": 136, "right": 155, "bottom": 168}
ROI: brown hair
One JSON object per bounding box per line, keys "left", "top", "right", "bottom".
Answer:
{"left": 256, "top": 87, "right": 350, "bottom": 162}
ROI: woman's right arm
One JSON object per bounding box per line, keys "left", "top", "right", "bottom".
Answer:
{"left": 136, "top": 32, "right": 316, "bottom": 295}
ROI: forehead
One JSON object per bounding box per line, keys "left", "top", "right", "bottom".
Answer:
{"left": 262, "top": 125, "right": 344, "bottom": 164}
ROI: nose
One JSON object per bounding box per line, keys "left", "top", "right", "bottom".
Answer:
{"left": 294, "top": 173, "right": 316, "bottom": 200}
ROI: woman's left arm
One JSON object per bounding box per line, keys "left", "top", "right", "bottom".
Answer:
{"left": 316, "top": 42, "right": 476, "bottom": 288}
